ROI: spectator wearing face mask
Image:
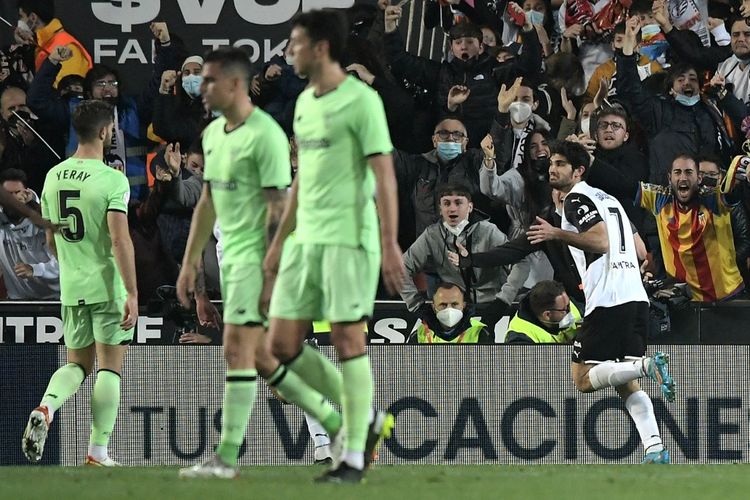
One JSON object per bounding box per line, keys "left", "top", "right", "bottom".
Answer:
{"left": 394, "top": 116, "right": 506, "bottom": 245}
{"left": 153, "top": 55, "right": 213, "bottom": 147}
{"left": 616, "top": 16, "right": 739, "bottom": 186}
{"left": 406, "top": 282, "right": 493, "bottom": 344}
{"left": 384, "top": 5, "right": 542, "bottom": 148}
{"left": 15, "top": 0, "right": 92, "bottom": 87}
{"left": 400, "top": 183, "right": 528, "bottom": 319}
{"left": 27, "top": 22, "right": 175, "bottom": 199}
{"left": 0, "top": 85, "right": 62, "bottom": 194}
{"left": 505, "top": 280, "right": 581, "bottom": 344}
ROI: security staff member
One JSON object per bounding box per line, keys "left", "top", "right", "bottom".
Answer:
{"left": 505, "top": 280, "right": 581, "bottom": 344}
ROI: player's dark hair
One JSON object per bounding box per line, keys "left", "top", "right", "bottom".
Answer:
{"left": 528, "top": 280, "right": 566, "bottom": 318}
{"left": 437, "top": 183, "right": 472, "bottom": 202}
{"left": 549, "top": 140, "right": 591, "bottom": 180}
{"left": 671, "top": 153, "right": 700, "bottom": 172}
{"left": 17, "top": 0, "right": 54, "bottom": 24}
{"left": 72, "top": 100, "right": 113, "bottom": 143}
{"left": 0, "top": 168, "right": 28, "bottom": 186}
{"left": 203, "top": 47, "right": 253, "bottom": 89}
{"left": 291, "top": 9, "right": 348, "bottom": 63}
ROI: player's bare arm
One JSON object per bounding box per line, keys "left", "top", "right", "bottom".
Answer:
{"left": 369, "top": 153, "right": 406, "bottom": 295}
{"left": 259, "top": 187, "right": 288, "bottom": 317}
{"left": 527, "top": 216, "right": 609, "bottom": 254}
{"left": 107, "top": 211, "right": 138, "bottom": 330}
{"left": 177, "top": 183, "right": 217, "bottom": 308}
{"left": 263, "top": 176, "right": 298, "bottom": 279}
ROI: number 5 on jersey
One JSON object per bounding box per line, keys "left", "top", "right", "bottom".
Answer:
{"left": 59, "top": 190, "right": 85, "bottom": 242}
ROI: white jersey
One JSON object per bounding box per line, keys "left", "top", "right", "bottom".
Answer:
{"left": 0, "top": 215, "right": 60, "bottom": 300}
{"left": 561, "top": 182, "right": 647, "bottom": 315}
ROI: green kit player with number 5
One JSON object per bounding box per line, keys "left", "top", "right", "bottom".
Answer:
{"left": 22, "top": 100, "right": 138, "bottom": 467}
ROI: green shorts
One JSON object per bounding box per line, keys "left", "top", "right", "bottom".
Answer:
{"left": 220, "top": 261, "right": 264, "bottom": 326}
{"left": 62, "top": 296, "right": 133, "bottom": 349}
{"left": 269, "top": 242, "right": 380, "bottom": 323}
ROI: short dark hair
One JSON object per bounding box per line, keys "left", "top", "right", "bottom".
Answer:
{"left": 697, "top": 153, "right": 723, "bottom": 169}
{"left": 72, "top": 100, "right": 113, "bottom": 143}
{"left": 58, "top": 74, "right": 84, "bottom": 93}
{"left": 291, "top": 9, "right": 348, "bottom": 63}
{"left": 437, "top": 183, "right": 473, "bottom": 202}
{"left": 84, "top": 64, "right": 119, "bottom": 96}
{"left": 549, "top": 140, "right": 591, "bottom": 179}
{"left": 671, "top": 153, "right": 700, "bottom": 172}
{"left": 666, "top": 62, "right": 702, "bottom": 93}
{"left": 726, "top": 15, "right": 748, "bottom": 33}
{"left": 0, "top": 168, "right": 28, "bottom": 186}
{"left": 449, "top": 21, "right": 483, "bottom": 42}
{"left": 186, "top": 137, "right": 203, "bottom": 157}
{"left": 594, "top": 104, "right": 630, "bottom": 133}
{"left": 434, "top": 115, "right": 467, "bottom": 133}
{"left": 203, "top": 47, "right": 254, "bottom": 88}
{"left": 17, "top": 0, "right": 54, "bottom": 24}
{"left": 528, "top": 280, "right": 566, "bottom": 318}
{"left": 435, "top": 282, "right": 465, "bottom": 294}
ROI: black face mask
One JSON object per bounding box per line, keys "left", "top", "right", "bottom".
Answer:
{"left": 531, "top": 157, "right": 550, "bottom": 182}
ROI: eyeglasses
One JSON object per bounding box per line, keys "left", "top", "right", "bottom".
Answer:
{"left": 597, "top": 121, "right": 625, "bottom": 131}
{"left": 434, "top": 130, "right": 467, "bottom": 140}
{"left": 94, "top": 80, "right": 119, "bottom": 88}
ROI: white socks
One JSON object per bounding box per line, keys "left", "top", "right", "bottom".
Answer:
{"left": 88, "top": 443, "right": 109, "bottom": 462}
{"left": 343, "top": 450, "right": 364, "bottom": 470}
{"left": 588, "top": 359, "right": 646, "bottom": 390}
{"left": 304, "top": 414, "right": 331, "bottom": 448}
{"left": 625, "top": 390, "right": 663, "bottom": 453}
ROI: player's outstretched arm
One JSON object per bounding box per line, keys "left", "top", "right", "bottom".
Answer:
{"left": 107, "top": 211, "right": 138, "bottom": 330}
{"left": 177, "top": 183, "right": 216, "bottom": 308}
{"left": 370, "top": 153, "right": 406, "bottom": 295}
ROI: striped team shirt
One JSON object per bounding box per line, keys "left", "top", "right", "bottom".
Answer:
{"left": 637, "top": 182, "right": 744, "bottom": 302}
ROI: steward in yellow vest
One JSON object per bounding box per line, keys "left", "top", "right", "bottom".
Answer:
{"left": 407, "top": 282, "right": 493, "bottom": 344}
{"left": 505, "top": 280, "right": 581, "bottom": 344}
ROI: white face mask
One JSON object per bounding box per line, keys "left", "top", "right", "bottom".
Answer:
{"left": 436, "top": 307, "right": 463, "bottom": 328}
{"left": 580, "top": 117, "right": 591, "bottom": 137}
{"left": 558, "top": 311, "right": 575, "bottom": 329}
{"left": 509, "top": 101, "right": 533, "bottom": 124}
{"left": 284, "top": 55, "right": 295, "bottom": 66}
{"left": 443, "top": 219, "right": 468, "bottom": 236}
{"left": 17, "top": 19, "right": 32, "bottom": 33}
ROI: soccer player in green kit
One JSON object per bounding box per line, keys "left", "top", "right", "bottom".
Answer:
{"left": 176, "top": 48, "right": 346, "bottom": 479}
{"left": 264, "top": 10, "right": 405, "bottom": 483}
{"left": 22, "top": 100, "right": 138, "bottom": 466}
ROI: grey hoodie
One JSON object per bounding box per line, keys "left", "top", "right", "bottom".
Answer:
{"left": 400, "top": 218, "right": 529, "bottom": 311}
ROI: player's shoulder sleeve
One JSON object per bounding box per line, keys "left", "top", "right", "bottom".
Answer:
{"left": 563, "top": 192, "right": 603, "bottom": 232}
{"left": 255, "top": 111, "right": 291, "bottom": 189}
{"left": 105, "top": 171, "right": 131, "bottom": 214}
{"left": 349, "top": 81, "right": 393, "bottom": 158}
{"left": 201, "top": 118, "right": 224, "bottom": 182}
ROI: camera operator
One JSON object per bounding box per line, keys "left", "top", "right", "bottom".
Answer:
{"left": 0, "top": 85, "right": 62, "bottom": 194}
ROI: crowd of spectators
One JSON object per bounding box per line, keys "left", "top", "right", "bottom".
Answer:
{"left": 1, "top": 0, "right": 750, "bottom": 343}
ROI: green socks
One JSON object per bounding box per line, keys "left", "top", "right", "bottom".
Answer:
{"left": 287, "top": 345, "right": 343, "bottom": 406}
{"left": 41, "top": 362, "right": 86, "bottom": 415}
{"left": 341, "top": 355, "right": 373, "bottom": 453}
{"left": 90, "top": 369, "right": 121, "bottom": 446}
{"left": 268, "top": 365, "right": 342, "bottom": 435}
{"left": 216, "top": 369, "right": 257, "bottom": 466}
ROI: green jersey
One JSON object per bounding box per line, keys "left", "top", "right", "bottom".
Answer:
{"left": 41, "top": 158, "right": 130, "bottom": 306}
{"left": 293, "top": 76, "right": 393, "bottom": 253}
{"left": 202, "top": 107, "right": 291, "bottom": 265}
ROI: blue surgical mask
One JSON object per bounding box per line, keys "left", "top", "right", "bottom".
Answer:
{"left": 181, "top": 74, "right": 203, "bottom": 99}
{"left": 640, "top": 23, "right": 661, "bottom": 38}
{"left": 436, "top": 141, "right": 463, "bottom": 161}
{"left": 675, "top": 94, "right": 700, "bottom": 106}
{"left": 527, "top": 10, "right": 545, "bottom": 25}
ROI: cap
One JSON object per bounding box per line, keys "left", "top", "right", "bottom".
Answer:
{"left": 181, "top": 55, "right": 204, "bottom": 72}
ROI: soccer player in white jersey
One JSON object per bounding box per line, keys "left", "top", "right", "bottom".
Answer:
{"left": 527, "top": 140, "right": 675, "bottom": 464}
